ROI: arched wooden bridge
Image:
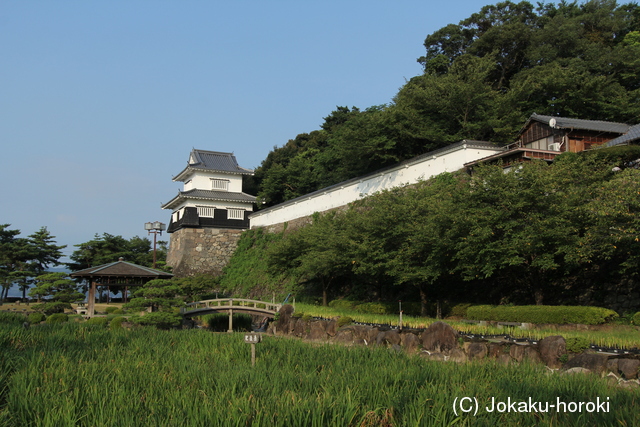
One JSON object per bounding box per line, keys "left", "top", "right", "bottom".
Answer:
{"left": 180, "top": 298, "right": 282, "bottom": 332}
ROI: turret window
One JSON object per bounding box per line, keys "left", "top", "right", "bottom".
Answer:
{"left": 211, "top": 179, "right": 229, "bottom": 191}
{"left": 228, "top": 209, "right": 244, "bottom": 220}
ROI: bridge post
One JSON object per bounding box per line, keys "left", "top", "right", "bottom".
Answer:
{"left": 228, "top": 307, "right": 233, "bottom": 333}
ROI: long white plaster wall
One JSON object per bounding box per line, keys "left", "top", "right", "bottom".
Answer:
{"left": 250, "top": 142, "right": 502, "bottom": 228}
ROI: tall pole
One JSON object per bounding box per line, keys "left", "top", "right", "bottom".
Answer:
{"left": 145, "top": 222, "right": 165, "bottom": 270}
{"left": 152, "top": 231, "right": 158, "bottom": 269}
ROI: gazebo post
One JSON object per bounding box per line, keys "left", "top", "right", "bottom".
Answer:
{"left": 88, "top": 281, "right": 97, "bottom": 318}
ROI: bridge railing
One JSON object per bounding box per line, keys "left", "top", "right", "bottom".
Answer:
{"left": 182, "top": 298, "right": 282, "bottom": 313}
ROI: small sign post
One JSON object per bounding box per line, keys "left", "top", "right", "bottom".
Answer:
{"left": 244, "top": 333, "right": 262, "bottom": 366}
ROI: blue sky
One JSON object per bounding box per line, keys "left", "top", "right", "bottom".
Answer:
{"left": 1, "top": 0, "right": 492, "bottom": 262}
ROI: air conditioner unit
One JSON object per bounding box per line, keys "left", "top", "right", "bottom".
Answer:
{"left": 548, "top": 143, "right": 561, "bottom": 152}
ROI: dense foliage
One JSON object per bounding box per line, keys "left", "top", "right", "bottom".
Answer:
{"left": 248, "top": 0, "right": 640, "bottom": 207}
{"left": 1, "top": 323, "right": 638, "bottom": 426}
{"left": 0, "top": 226, "right": 66, "bottom": 303}
{"left": 223, "top": 147, "right": 640, "bottom": 314}
{"left": 466, "top": 305, "right": 619, "bottom": 325}
{"left": 66, "top": 233, "right": 168, "bottom": 271}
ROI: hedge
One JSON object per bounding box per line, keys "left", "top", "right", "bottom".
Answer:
{"left": 45, "top": 313, "right": 69, "bottom": 324}
{"left": 466, "top": 305, "right": 618, "bottom": 325}
{"left": 632, "top": 312, "right": 640, "bottom": 326}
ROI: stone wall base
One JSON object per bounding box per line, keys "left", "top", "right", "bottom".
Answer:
{"left": 166, "top": 227, "right": 244, "bottom": 277}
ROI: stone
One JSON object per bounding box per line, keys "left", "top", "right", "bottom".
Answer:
{"left": 326, "top": 319, "right": 338, "bottom": 337}
{"left": 275, "top": 304, "right": 294, "bottom": 332}
{"left": 306, "top": 320, "right": 328, "bottom": 341}
{"left": 562, "top": 353, "right": 609, "bottom": 376}
{"left": 607, "top": 358, "right": 619, "bottom": 374}
{"left": 421, "top": 321, "right": 459, "bottom": 354}
{"left": 538, "top": 336, "right": 566, "bottom": 369}
{"left": 401, "top": 333, "right": 420, "bottom": 353}
{"left": 510, "top": 344, "right": 526, "bottom": 362}
{"left": 376, "top": 329, "right": 401, "bottom": 347}
{"left": 618, "top": 359, "right": 640, "bottom": 379}
{"left": 562, "top": 367, "right": 592, "bottom": 375}
{"left": 467, "top": 342, "right": 488, "bottom": 360}
{"left": 334, "top": 328, "right": 355, "bottom": 343}
{"left": 619, "top": 380, "right": 640, "bottom": 390}
{"left": 447, "top": 348, "right": 467, "bottom": 363}
{"left": 497, "top": 353, "right": 512, "bottom": 365}
{"left": 293, "top": 318, "right": 308, "bottom": 337}
{"left": 488, "top": 343, "right": 505, "bottom": 359}
{"left": 524, "top": 346, "right": 542, "bottom": 364}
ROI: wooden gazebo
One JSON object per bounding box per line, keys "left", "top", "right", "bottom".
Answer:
{"left": 70, "top": 258, "right": 173, "bottom": 317}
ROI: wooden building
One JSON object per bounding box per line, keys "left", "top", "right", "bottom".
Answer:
{"left": 465, "top": 113, "right": 633, "bottom": 171}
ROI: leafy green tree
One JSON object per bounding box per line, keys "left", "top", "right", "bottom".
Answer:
{"left": 67, "top": 233, "right": 165, "bottom": 271}
{"left": 124, "top": 279, "right": 184, "bottom": 313}
{"left": 0, "top": 225, "right": 32, "bottom": 303}
{"left": 29, "top": 272, "right": 84, "bottom": 314}
{"left": 267, "top": 212, "right": 354, "bottom": 306}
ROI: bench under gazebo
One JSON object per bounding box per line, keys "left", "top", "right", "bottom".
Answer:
{"left": 70, "top": 258, "right": 173, "bottom": 317}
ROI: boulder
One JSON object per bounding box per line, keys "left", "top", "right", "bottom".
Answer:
{"left": 421, "top": 321, "right": 459, "bottom": 354}
{"left": 466, "top": 342, "right": 488, "bottom": 360}
{"left": 447, "top": 348, "right": 467, "bottom": 363}
{"left": 510, "top": 344, "right": 526, "bottom": 362}
{"left": 538, "top": 336, "right": 566, "bottom": 369}
{"left": 326, "top": 319, "right": 338, "bottom": 337}
{"left": 618, "top": 359, "right": 640, "bottom": 379}
{"left": 334, "top": 328, "right": 355, "bottom": 344}
{"left": 524, "top": 346, "right": 542, "bottom": 364}
{"left": 488, "top": 343, "right": 506, "bottom": 359}
{"left": 562, "top": 353, "right": 609, "bottom": 376}
{"left": 563, "top": 367, "right": 592, "bottom": 375}
{"left": 377, "top": 329, "right": 401, "bottom": 347}
{"left": 293, "top": 318, "right": 307, "bottom": 337}
{"left": 307, "top": 320, "right": 328, "bottom": 341}
{"left": 401, "top": 332, "right": 421, "bottom": 353}
{"left": 497, "top": 353, "right": 512, "bottom": 365}
{"left": 275, "top": 304, "right": 294, "bottom": 332}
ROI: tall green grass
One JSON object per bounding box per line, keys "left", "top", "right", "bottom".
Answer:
{"left": 0, "top": 322, "right": 638, "bottom": 426}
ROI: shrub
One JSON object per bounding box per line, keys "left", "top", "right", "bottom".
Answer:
{"left": 292, "top": 311, "right": 304, "bottom": 318}
{"left": 34, "top": 302, "right": 71, "bottom": 315}
{"left": 27, "top": 312, "right": 46, "bottom": 324}
{"left": 110, "top": 316, "right": 125, "bottom": 330}
{"left": 301, "top": 314, "right": 313, "bottom": 322}
{"left": 131, "top": 312, "right": 182, "bottom": 329}
{"left": 449, "top": 303, "right": 473, "bottom": 318}
{"left": 565, "top": 337, "right": 591, "bottom": 353}
{"left": 337, "top": 316, "right": 354, "bottom": 328}
{"left": 354, "top": 302, "right": 392, "bottom": 315}
{"left": 329, "top": 299, "right": 358, "bottom": 311}
{"left": 105, "top": 306, "right": 120, "bottom": 314}
{"left": 466, "top": 305, "right": 618, "bottom": 325}
{"left": 85, "top": 317, "right": 108, "bottom": 327}
{"left": 46, "top": 313, "right": 69, "bottom": 324}
{"left": 632, "top": 312, "right": 640, "bottom": 326}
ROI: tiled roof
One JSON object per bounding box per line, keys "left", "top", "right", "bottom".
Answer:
{"left": 173, "top": 149, "right": 254, "bottom": 180}
{"left": 70, "top": 260, "right": 173, "bottom": 278}
{"left": 162, "top": 189, "right": 256, "bottom": 210}
{"left": 605, "top": 124, "right": 640, "bottom": 147}
{"left": 528, "top": 113, "right": 630, "bottom": 134}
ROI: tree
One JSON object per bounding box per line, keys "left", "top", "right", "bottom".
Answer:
{"left": 0, "top": 225, "right": 32, "bottom": 304}
{"left": 124, "top": 279, "right": 184, "bottom": 329}
{"left": 29, "top": 272, "right": 84, "bottom": 314}
{"left": 67, "top": 233, "right": 164, "bottom": 271}
{"left": 267, "top": 212, "right": 353, "bottom": 306}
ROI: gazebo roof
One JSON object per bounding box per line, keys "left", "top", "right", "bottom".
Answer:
{"left": 70, "top": 258, "right": 173, "bottom": 285}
